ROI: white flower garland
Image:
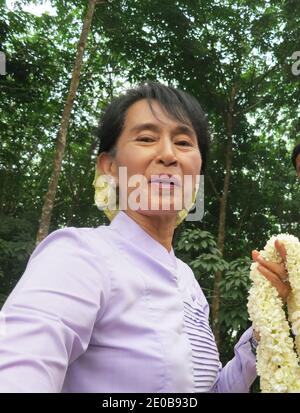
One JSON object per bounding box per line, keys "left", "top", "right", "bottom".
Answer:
{"left": 247, "top": 234, "right": 300, "bottom": 393}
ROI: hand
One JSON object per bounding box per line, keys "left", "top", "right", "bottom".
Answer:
{"left": 252, "top": 240, "right": 291, "bottom": 303}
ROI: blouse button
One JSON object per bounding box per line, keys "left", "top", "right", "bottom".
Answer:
{"left": 191, "top": 293, "right": 196, "bottom": 301}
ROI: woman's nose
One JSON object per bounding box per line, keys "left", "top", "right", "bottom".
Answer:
{"left": 157, "top": 138, "right": 178, "bottom": 165}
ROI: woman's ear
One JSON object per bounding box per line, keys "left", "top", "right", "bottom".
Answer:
{"left": 97, "top": 152, "right": 118, "bottom": 183}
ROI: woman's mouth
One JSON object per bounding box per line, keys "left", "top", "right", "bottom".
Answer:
{"left": 148, "top": 174, "right": 180, "bottom": 187}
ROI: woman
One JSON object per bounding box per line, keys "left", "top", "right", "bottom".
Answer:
{"left": 0, "top": 81, "right": 290, "bottom": 392}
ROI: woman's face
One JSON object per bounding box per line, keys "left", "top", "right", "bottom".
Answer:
{"left": 98, "top": 99, "right": 202, "bottom": 219}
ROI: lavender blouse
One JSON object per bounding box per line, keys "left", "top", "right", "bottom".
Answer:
{"left": 0, "top": 211, "right": 257, "bottom": 392}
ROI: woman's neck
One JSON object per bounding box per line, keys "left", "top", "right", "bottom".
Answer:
{"left": 124, "top": 210, "right": 176, "bottom": 253}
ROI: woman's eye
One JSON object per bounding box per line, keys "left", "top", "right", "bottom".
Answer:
{"left": 176, "top": 140, "right": 192, "bottom": 146}
{"left": 136, "top": 136, "right": 155, "bottom": 142}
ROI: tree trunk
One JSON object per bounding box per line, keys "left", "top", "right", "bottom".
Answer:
{"left": 211, "top": 84, "right": 237, "bottom": 347}
{"left": 36, "top": 0, "right": 97, "bottom": 246}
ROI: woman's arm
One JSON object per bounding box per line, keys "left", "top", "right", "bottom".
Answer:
{"left": 209, "top": 327, "right": 257, "bottom": 393}
{"left": 0, "top": 227, "right": 110, "bottom": 392}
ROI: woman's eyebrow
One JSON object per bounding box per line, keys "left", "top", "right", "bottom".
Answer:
{"left": 129, "top": 122, "right": 196, "bottom": 139}
{"left": 129, "top": 123, "right": 161, "bottom": 134}
{"left": 172, "top": 125, "right": 196, "bottom": 139}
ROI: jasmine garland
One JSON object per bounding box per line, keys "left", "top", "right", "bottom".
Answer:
{"left": 247, "top": 234, "right": 300, "bottom": 393}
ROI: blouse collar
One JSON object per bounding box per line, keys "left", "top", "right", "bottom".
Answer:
{"left": 109, "top": 211, "right": 177, "bottom": 269}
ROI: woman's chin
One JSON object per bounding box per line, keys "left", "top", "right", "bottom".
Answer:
{"left": 133, "top": 208, "right": 179, "bottom": 219}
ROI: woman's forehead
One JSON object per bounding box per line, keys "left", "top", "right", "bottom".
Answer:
{"left": 123, "top": 99, "right": 194, "bottom": 132}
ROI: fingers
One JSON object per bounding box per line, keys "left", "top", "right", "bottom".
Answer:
{"left": 252, "top": 250, "right": 288, "bottom": 282}
{"left": 275, "top": 239, "right": 287, "bottom": 264}
{"left": 251, "top": 240, "right": 291, "bottom": 303}
{"left": 256, "top": 264, "right": 291, "bottom": 301}
{"left": 253, "top": 329, "right": 260, "bottom": 342}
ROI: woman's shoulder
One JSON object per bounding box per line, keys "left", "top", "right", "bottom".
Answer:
{"left": 19, "top": 224, "right": 115, "bottom": 294}
{"left": 30, "top": 224, "right": 114, "bottom": 262}
{"left": 2, "top": 224, "right": 114, "bottom": 318}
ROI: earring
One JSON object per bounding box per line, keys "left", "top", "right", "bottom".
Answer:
{"left": 93, "top": 166, "right": 118, "bottom": 220}
{"left": 175, "top": 186, "right": 199, "bottom": 227}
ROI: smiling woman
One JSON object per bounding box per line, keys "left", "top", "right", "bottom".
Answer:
{"left": 93, "top": 81, "right": 209, "bottom": 244}
{"left": 0, "top": 81, "right": 258, "bottom": 393}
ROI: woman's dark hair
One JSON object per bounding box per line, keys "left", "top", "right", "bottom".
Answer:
{"left": 291, "top": 143, "right": 300, "bottom": 170}
{"left": 94, "top": 81, "right": 210, "bottom": 174}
